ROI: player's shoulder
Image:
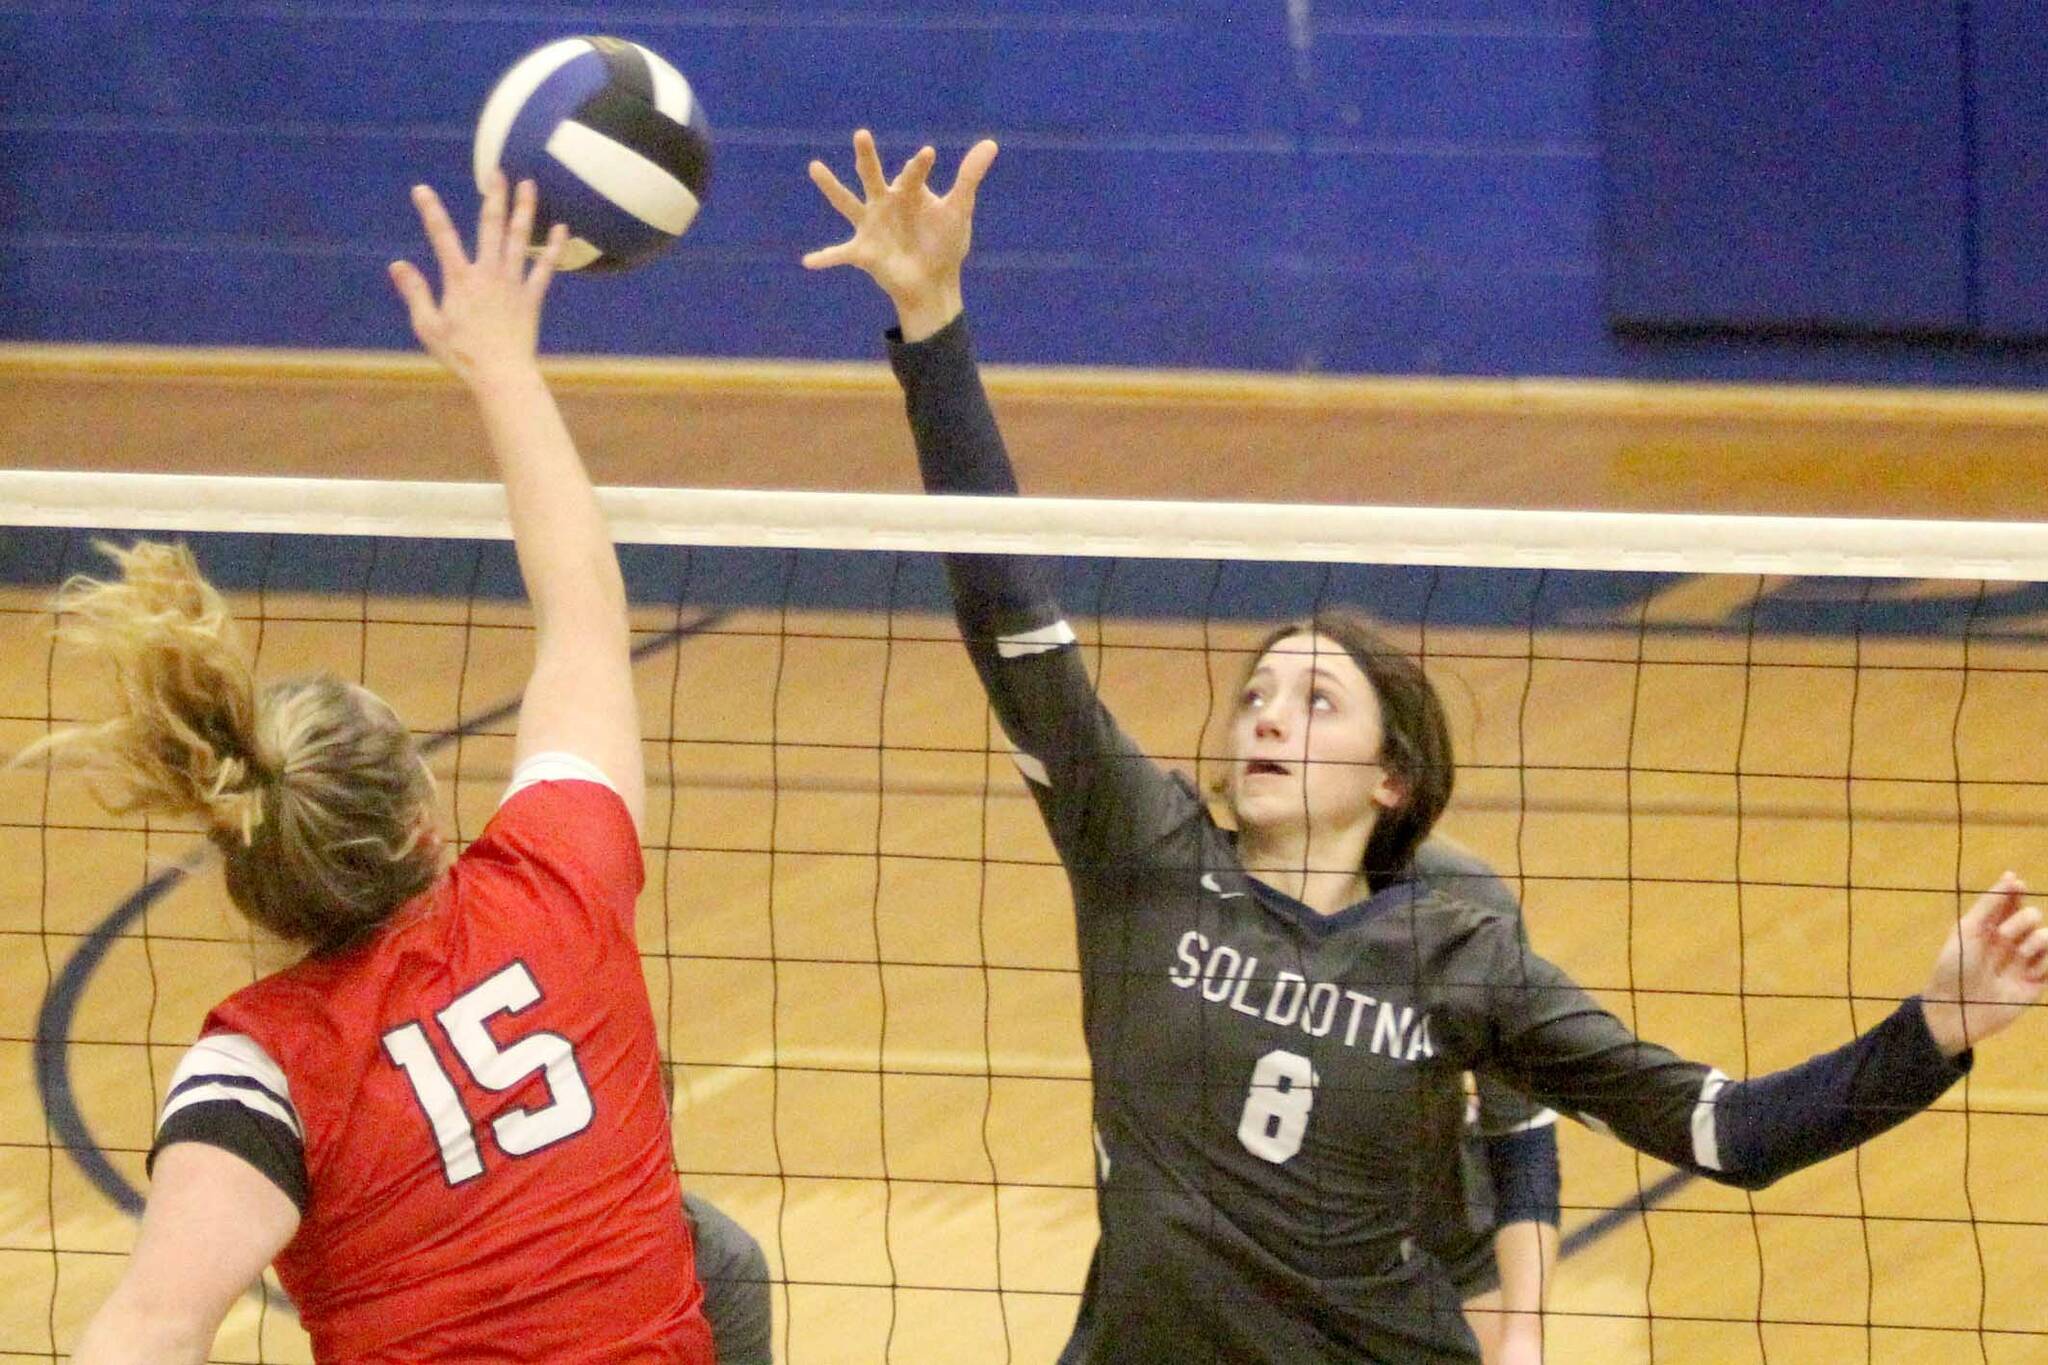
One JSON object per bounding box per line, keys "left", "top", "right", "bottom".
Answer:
{"left": 1410, "top": 835, "right": 1522, "bottom": 921}
{"left": 199, "top": 960, "right": 348, "bottom": 1082}
{"left": 482, "top": 763, "right": 635, "bottom": 844}
{"left": 469, "top": 757, "right": 638, "bottom": 873}
{"left": 207, "top": 884, "right": 451, "bottom": 1038}
{"left": 1407, "top": 880, "right": 1515, "bottom": 928}
{"left": 1396, "top": 879, "right": 1524, "bottom": 967}
{"left": 214, "top": 946, "right": 348, "bottom": 1016}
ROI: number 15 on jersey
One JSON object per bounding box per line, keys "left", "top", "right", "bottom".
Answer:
{"left": 382, "top": 961, "right": 595, "bottom": 1184}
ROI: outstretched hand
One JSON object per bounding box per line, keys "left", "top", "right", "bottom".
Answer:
{"left": 388, "top": 173, "right": 568, "bottom": 389}
{"left": 1920, "top": 872, "right": 2048, "bottom": 1056}
{"left": 804, "top": 129, "right": 998, "bottom": 341}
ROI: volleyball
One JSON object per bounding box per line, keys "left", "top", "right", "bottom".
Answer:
{"left": 473, "top": 36, "right": 713, "bottom": 274}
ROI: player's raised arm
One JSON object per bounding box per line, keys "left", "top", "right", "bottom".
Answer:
{"left": 1487, "top": 874, "right": 2047, "bottom": 1191}
{"left": 804, "top": 132, "right": 1186, "bottom": 859}
{"left": 389, "top": 175, "right": 645, "bottom": 831}
{"left": 1916, "top": 872, "right": 2048, "bottom": 1055}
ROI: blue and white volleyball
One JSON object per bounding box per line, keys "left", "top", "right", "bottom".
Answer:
{"left": 474, "top": 36, "right": 712, "bottom": 273}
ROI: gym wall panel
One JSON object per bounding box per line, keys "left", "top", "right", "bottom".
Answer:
{"left": 1, "top": 13, "right": 440, "bottom": 124}
{"left": 1971, "top": 0, "right": 2048, "bottom": 339}
{"left": 1601, "top": 0, "right": 1973, "bottom": 333}
{"left": 1300, "top": 29, "right": 1593, "bottom": 145}
{"left": 2, "top": 1, "right": 2042, "bottom": 385}
{"left": 1301, "top": 151, "right": 1596, "bottom": 270}
{"left": 985, "top": 11, "right": 1294, "bottom": 138}
{"left": 0, "top": 131, "right": 1275, "bottom": 261}
{"left": 972, "top": 146, "right": 1295, "bottom": 256}
{"left": 968, "top": 260, "right": 1320, "bottom": 369}
{"left": 0, "top": 10, "right": 1296, "bottom": 141}
{"left": 1307, "top": 1, "right": 1590, "bottom": 23}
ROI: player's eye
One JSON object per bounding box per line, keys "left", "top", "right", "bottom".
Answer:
{"left": 1239, "top": 687, "right": 1266, "bottom": 709}
{"left": 1310, "top": 688, "right": 1335, "bottom": 711}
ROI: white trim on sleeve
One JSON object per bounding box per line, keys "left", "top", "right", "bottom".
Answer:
{"left": 996, "top": 619, "right": 1078, "bottom": 659}
{"left": 168, "top": 1032, "right": 292, "bottom": 1103}
{"left": 160, "top": 1082, "right": 302, "bottom": 1139}
{"left": 1691, "top": 1069, "right": 1730, "bottom": 1172}
{"left": 160, "top": 1033, "right": 302, "bottom": 1140}
{"left": 1010, "top": 748, "right": 1051, "bottom": 787}
{"left": 502, "top": 751, "right": 621, "bottom": 807}
{"left": 1498, "top": 1107, "right": 1560, "bottom": 1135}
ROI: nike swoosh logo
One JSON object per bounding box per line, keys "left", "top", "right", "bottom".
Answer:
{"left": 1201, "top": 872, "right": 1246, "bottom": 899}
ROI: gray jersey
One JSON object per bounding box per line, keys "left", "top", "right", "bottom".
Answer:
{"left": 892, "top": 314, "right": 1970, "bottom": 1365}
{"left": 1408, "top": 839, "right": 1557, "bottom": 1297}
{"left": 975, "top": 608, "right": 1715, "bottom": 1363}
{"left": 683, "top": 1193, "right": 771, "bottom": 1365}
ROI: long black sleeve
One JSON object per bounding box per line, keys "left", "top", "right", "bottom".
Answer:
{"left": 1411, "top": 837, "right": 1561, "bottom": 1229}
{"left": 887, "top": 314, "right": 1053, "bottom": 632}
{"left": 1480, "top": 922, "right": 1971, "bottom": 1189}
{"left": 886, "top": 314, "right": 1196, "bottom": 869}
{"left": 1708, "top": 996, "right": 1970, "bottom": 1186}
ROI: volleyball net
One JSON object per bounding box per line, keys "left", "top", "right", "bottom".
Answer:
{"left": 6, "top": 470, "right": 2048, "bottom": 1364}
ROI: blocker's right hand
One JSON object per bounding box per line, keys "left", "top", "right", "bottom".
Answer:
{"left": 804, "top": 129, "right": 998, "bottom": 342}
{"left": 389, "top": 172, "right": 568, "bottom": 389}
{"left": 1919, "top": 871, "right": 2048, "bottom": 1057}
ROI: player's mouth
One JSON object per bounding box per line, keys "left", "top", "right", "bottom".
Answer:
{"left": 1244, "top": 759, "right": 1291, "bottom": 778}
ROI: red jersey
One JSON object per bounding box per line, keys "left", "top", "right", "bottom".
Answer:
{"left": 161, "top": 776, "right": 713, "bottom": 1363}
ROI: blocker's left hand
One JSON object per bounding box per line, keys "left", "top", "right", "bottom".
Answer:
{"left": 389, "top": 172, "right": 567, "bottom": 388}
{"left": 1920, "top": 871, "right": 2048, "bottom": 1057}
{"left": 803, "top": 130, "right": 997, "bottom": 341}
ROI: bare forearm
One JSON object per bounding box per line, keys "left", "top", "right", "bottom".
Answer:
{"left": 469, "top": 365, "right": 628, "bottom": 647}
{"left": 1492, "top": 1219, "right": 1558, "bottom": 1358}
{"left": 73, "top": 1290, "right": 214, "bottom": 1365}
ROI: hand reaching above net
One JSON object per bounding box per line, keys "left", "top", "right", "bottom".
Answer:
{"left": 803, "top": 129, "right": 998, "bottom": 343}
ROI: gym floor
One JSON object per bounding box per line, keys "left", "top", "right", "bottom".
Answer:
{"left": 4, "top": 359, "right": 2047, "bottom": 1363}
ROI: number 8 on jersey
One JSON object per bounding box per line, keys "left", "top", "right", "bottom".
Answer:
{"left": 1238, "top": 1049, "right": 1319, "bottom": 1164}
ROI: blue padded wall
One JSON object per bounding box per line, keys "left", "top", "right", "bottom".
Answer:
{"left": 1600, "top": 0, "right": 1972, "bottom": 334}
{"left": 0, "top": 2, "right": 2043, "bottom": 384}
{"left": 1972, "top": 0, "right": 2048, "bottom": 338}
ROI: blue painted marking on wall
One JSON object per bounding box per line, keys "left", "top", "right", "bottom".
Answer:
{"left": 1972, "top": 0, "right": 2048, "bottom": 338}
{"left": 4, "top": 3, "right": 2043, "bottom": 380}
{"left": 1602, "top": 2, "right": 1975, "bottom": 334}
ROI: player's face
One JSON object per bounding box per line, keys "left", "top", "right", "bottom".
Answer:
{"left": 1226, "top": 632, "right": 1403, "bottom": 838}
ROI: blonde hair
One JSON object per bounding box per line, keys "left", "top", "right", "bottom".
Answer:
{"left": 22, "top": 541, "right": 442, "bottom": 950}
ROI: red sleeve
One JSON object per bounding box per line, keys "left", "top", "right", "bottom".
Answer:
{"left": 463, "top": 779, "right": 645, "bottom": 943}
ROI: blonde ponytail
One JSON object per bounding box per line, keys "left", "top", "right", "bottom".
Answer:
{"left": 30, "top": 541, "right": 270, "bottom": 830}
{"left": 22, "top": 541, "right": 442, "bottom": 949}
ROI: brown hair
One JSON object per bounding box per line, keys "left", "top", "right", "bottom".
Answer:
{"left": 20, "top": 541, "right": 441, "bottom": 950}
{"left": 1222, "top": 610, "right": 1455, "bottom": 892}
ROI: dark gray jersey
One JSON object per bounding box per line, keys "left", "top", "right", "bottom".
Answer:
{"left": 1408, "top": 838, "right": 1558, "bottom": 1297}
{"left": 890, "top": 315, "right": 1971, "bottom": 1365}
{"left": 1409, "top": 838, "right": 1554, "bottom": 1145}
{"left": 972, "top": 600, "right": 1683, "bottom": 1362}
{"left": 683, "top": 1192, "right": 771, "bottom": 1365}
